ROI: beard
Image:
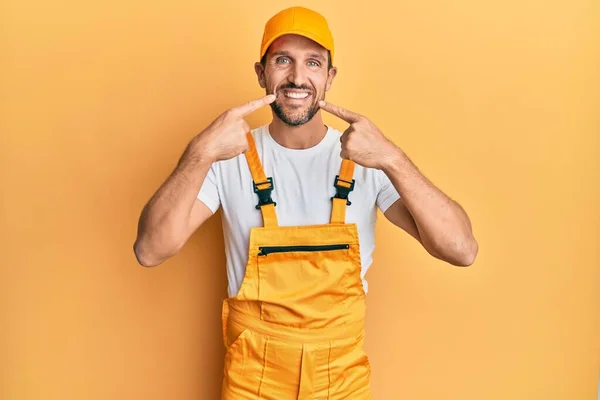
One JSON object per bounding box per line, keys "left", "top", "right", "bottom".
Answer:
{"left": 268, "top": 84, "right": 323, "bottom": 127}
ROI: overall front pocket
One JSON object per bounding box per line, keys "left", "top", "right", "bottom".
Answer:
{"left": 256, "top": 243, "right": 359, "bottom": 328}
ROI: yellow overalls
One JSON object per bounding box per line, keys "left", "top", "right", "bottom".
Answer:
{"left": 220, "top": 133, "right": 372, "bottom": 399}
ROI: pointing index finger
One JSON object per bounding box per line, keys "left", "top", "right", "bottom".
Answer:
{"left": 234, "top": 94, "right": 276, "bottom": 117}
{"left": 319, "top": 100, "right": 361, "bottom": 123}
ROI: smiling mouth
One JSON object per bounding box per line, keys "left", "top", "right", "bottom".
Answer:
{"left": 282, "top": 91, "right": 311, "bottom": 100}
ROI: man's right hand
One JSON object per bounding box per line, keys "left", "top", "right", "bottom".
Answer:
{"left": 133, "top": 93, "right": 275, "bottom": 267}
{"left": 192, "top": 93, "right": 276, "bottom": 163}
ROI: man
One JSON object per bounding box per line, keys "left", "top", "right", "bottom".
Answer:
{"left": 133, "top": 6, "right": 478, "bottom": 399}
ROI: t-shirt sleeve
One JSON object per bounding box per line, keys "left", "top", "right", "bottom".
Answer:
{"left": 376, "top": 169, "right": 401, "bottom": 213}
{"left": 196, "top": 163, "right": 220, "bottom": 214}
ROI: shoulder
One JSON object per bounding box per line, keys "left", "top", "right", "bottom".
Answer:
{"left": 325, "top": 125, "right": 343, "bottom": 145}
{"left": 248, "top": 124, "right": 270, "bottom": 148}
{"left": 213, "top": 125, "right": 269, "bottom": 171}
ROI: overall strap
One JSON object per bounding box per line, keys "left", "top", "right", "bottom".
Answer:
{"left": 330, "top": 159, "right": 356, "bottom": 224}
{"left": 244, "top": 132, "right": 278, "bottom": 228}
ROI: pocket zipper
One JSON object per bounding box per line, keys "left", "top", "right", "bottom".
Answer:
{"left": 258, "top": 244, "right": 350, "bottom": 256}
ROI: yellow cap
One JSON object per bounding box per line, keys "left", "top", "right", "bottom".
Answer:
{"left": 260, "top": 7, "right": 335, "bottom": 63}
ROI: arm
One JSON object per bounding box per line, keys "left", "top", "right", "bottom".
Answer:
{"left": 133, "top": 140, "right": 215, "bottom": 267}
{"left": 380, "top": 151, "right": 478, "bottom": 266}
{"left": 318, "top": 100, "right": 478, "bottom": 266}
{"left": 133, "top": 93, "right": 276, "bottom": 267}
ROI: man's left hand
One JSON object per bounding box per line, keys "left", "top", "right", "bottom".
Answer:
{"left": 319, "top": 100, "right": 399, "bottom": 170}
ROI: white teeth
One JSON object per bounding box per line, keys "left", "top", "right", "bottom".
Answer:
{"left": 284, "top": 92, "right": 309, "bottom": 99}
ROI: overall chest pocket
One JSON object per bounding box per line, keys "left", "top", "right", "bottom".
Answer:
{"left": 256, "top": 243, "right": 360, "bottom": 328}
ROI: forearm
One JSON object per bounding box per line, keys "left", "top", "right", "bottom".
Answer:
{"left": 382, "top": 146, "right": 478, "bottom": 266}
{"left": 134, "top": 139, "right": 213, "bottom": 265}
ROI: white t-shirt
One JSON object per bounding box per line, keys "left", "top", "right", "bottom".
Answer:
{"left": 197, "top": 124, "right": 401, "bottom": 297}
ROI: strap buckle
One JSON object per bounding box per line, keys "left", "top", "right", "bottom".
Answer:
{"left": 331, "top": 175, "right": 355, "bottom": 206}
{"left": 253, "top": 177, "right": 277, "bottom": 209}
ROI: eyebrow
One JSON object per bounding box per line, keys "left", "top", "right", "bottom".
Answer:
{"left": 307, "top": 52, "right": 326, "bottom": 61}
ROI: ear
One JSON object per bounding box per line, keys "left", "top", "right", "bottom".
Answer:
{"left": 325, "top": 66, "right": 338, "bottom": 92}
{"left": 254, "top": 62, "right": 266, "bottom": 89}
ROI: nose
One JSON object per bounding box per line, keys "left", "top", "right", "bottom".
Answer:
{"left": 287, "top": 62, "right": 309, "bottom": 88}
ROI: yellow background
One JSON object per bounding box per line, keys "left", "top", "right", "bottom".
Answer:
{"left": 2, "top": 0, "right": 599, "bottom": 399}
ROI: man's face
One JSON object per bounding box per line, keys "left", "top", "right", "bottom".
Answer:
{"left": 255, "top": 34, "right": 337, "bottom": 127}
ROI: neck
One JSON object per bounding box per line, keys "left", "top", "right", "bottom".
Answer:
{"left": 268, "top": 111, "right": 328, "bottom": 150}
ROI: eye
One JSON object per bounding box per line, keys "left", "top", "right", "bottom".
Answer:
{"left": 276, "top": 57, "right": 291, "bottom": 64}
{"left": 307, "top": 61, "right": 320, "bottom": 67}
